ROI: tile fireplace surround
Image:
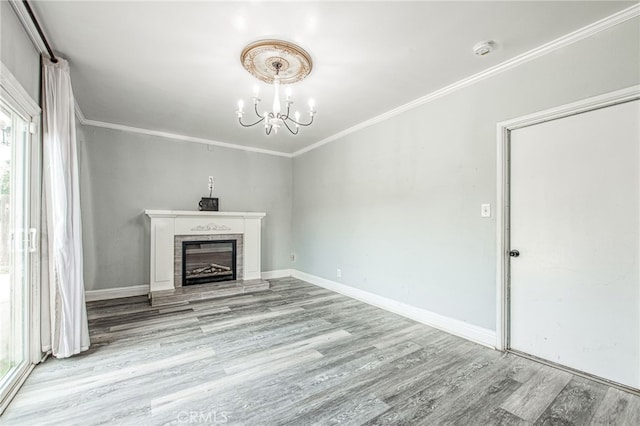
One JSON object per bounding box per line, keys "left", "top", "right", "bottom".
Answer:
{"left": 145, "top": 210, "right": 268, "bottom": 305}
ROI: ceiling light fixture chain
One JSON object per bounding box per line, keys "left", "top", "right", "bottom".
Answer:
{"left": 236, "top": 39, "right": 316, "bottom": 136}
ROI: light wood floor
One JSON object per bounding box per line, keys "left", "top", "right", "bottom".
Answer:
{"left": 2, "top": 277, "right": 639, "bottom": 425}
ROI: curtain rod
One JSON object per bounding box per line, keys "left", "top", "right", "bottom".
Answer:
{"left": 22, "top": 0, "right": 58, "bottom": 63}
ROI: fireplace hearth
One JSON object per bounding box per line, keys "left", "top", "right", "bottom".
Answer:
{"left": 182, "top": 240, "right": 237, "bottom": 286}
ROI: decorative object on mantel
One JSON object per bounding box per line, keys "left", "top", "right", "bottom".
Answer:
{"left": 199, "top": 176, "right": 218, "bottom": 211}
{"left": 236, "top": 39, "right": 317, "bottom": 135}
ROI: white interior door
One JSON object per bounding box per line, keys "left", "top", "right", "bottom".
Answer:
{"left": 509, "top": 99, "right": 640, "bottom": 389}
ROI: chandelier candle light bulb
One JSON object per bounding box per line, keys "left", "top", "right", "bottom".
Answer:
{"left": 236, "top": 100, "right": 244, "bottom": 117}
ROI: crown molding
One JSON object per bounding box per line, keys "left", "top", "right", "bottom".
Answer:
{"left": 74, "top": 98, "right": 86, "bottom": 123}
{"left": 76, "top": 115, "right": 293, "bottom": 158}
{"left": 292, "top": 3, "right": 640, "bottom": 157}
{"left": 8, "top": 0, "right": 49, "bottom": 56}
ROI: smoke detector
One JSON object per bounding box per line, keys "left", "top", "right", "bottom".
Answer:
{"left": 473, "top": 40, "right": 496, "bottom": 56}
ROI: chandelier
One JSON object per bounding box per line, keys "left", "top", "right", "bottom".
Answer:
{"left": 236, "top": 40, "right": 316, "bottom": 135}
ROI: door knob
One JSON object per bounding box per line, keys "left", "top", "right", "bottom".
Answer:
{"left": 509, "top": 250, "right": 520, "bottom": 257}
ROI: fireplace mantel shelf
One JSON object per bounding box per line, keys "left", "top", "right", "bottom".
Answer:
{"left": 145, "top": 210, "right": 266, "bottom": 218}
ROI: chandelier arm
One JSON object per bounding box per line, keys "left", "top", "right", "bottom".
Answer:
{"left": 282, "top": 119, "right": 299, "bottom": 135}
{"left": 265, "top": 124, "right": 273, "bottom": 135}
{"left": 253, "top": 102, "right": 263, "bottom": 118}
{"left": 289, "top": 114, "right": 315, "bottom": 127}
{"left": 238, "top": 116, "right": 265, "bottom": 127}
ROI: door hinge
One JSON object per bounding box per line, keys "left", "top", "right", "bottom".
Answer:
{"left": 29, "top": 122, "right": 37, "bottom": 134}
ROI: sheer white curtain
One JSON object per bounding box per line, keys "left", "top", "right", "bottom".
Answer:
{"left": 40, "top": 57, "right": 90, "bottom": 358}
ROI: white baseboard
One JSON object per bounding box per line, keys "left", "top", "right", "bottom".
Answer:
{"left": 262, "top": 269, "right": 293, "bottom": 279}
{"left": 85, "top": 285, "right": 150, "bottom": 302}
{"left": 84, "top": 270, "right": 294, "bottom": 302}
{"left": 291, "top": 269, "right": 496, "bottom": 348}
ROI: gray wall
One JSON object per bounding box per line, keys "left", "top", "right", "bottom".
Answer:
{"left": 292, "top": 18, "right": 640, "bottom": 331}
{"left": 78, "top": 126, "right": 292, "bottom": 291}
{"left": 1, "top": 1, "right": 40, "bottom": 102}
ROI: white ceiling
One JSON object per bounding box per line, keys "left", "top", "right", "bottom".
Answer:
{"left": 31, "top": 1, "right": 634, "bottom": 154}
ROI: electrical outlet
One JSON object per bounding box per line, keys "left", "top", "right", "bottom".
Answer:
{"left": 336, "top": 268, "right": 342, "bottom": 278}
{"left": 481, "top": 203, "right": 491, "bottom": 218}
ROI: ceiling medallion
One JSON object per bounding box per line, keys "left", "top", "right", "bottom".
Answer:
{"left": 240, "top": 39, "right": 313, "bottom": 84}
{"left": 236, "top": 39, "right": 317, "bottom": 136}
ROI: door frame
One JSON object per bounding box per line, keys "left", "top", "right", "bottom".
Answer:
{"left": 495, "top": 85, "right": 640, "bottom": 351}
{"left": 0, "top": 62, "right": 42, "bottom": 414}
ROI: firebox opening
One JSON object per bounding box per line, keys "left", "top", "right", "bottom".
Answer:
{"left": 182, "top": 240, "right": 237, "bottom": 286}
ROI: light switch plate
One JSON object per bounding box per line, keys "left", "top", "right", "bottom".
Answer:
{"left": 481, "top": 203, "right": 491, "bottom": 218}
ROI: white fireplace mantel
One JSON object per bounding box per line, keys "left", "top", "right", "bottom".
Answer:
{"left": 145, "top": 210, "right": 265, "bottom": 292}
